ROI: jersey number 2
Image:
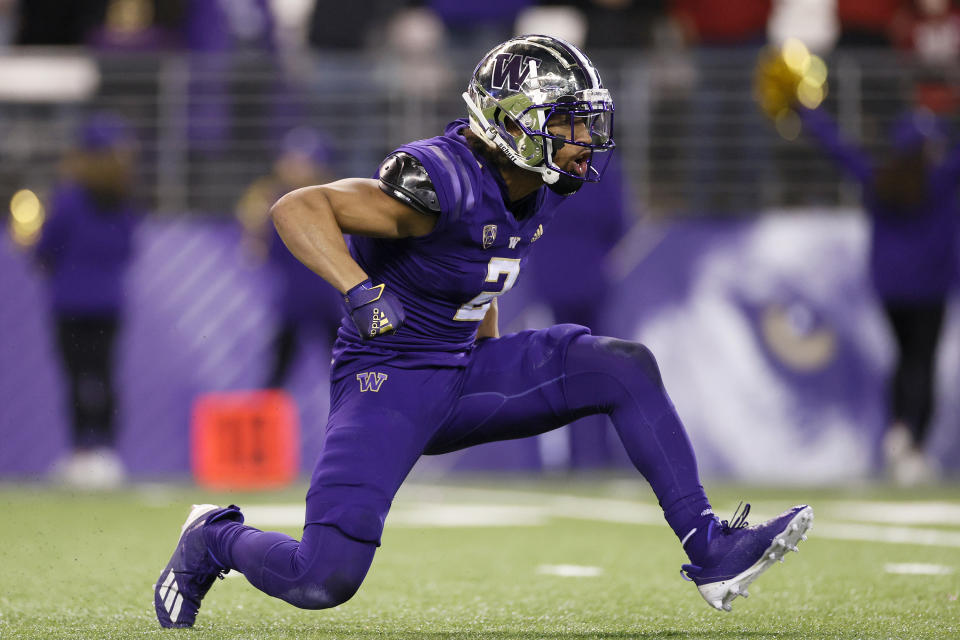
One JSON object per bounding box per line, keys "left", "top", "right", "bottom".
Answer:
{"left": 453, "top": 257, "right": 520, "bottom": 321}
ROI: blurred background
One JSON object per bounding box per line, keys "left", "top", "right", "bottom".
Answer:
{"left": 1, "top": 0, "right": 959, "bottom": 490}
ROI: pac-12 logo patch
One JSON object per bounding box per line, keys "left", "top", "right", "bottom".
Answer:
{"left": 356, "top": 371, "right": 388, "bottom": 392}
{"left": 491, "top": 54, "right": 538, "bottom": 92}
{"left": 482, "top": 224, "right": 498, "bottom": 249}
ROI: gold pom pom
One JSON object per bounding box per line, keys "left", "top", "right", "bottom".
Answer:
{"left": 754, "top": 38, "right": 829, "bottom": 136}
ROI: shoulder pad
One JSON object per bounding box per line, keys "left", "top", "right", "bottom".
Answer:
{"left": 378, "top": 152, "right": 440, "bottom": 216}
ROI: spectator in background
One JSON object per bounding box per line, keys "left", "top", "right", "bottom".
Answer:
{"left": 77, "top": 0, "right": 282, "bottom": 214}
{"left": 669, "top": 0, "right": 771, "bottom": 50}
{"left": 525, "top": 156, "right": 631, "bottom": 468}
{"left": 308, "top": 0, "right": 399, "bottom": 51}
{"left": 573, "top": 0, "right": 668, "bottom": 51}
{"left": 428, "top": 0, "right": 533, "bottom": 57}
{"left": 15, "top": 0, "right": 108, "bottom": 45}
{"left": 835, "top": 0, "right": 905, "bottom": 48}
{"left": 236, "top": 127, "right": 344, "bottom": 389}
{"left": 759, "top": 54, "right": 960, "bottom": 484}
{"left": 86, "top": 0, "right": 186, "bottom": 214}
{"left": 834, "top": 0, "right": 910, "bottom": 128}
{"left": 183, "top": 0, "right": 281, "bottom": 214}
{"left": 87, "top": 0, "right": 183, "bottom": 50}
{"left": 669, "top": 0, "right": 774, "bottom": 213}
{"left": 0, "top": 0, "right": 16, "bottom": 46}
{"left": 891, "top": 0, "right": 960, "bottom": 140}
{"left": 380, "top": 6, "right": 452, "bottom": 101}
{"left": 892, "top": 0, "right": 960, "bottom": 66}
{"left": 34, "top": 113, "right": 140, "bottom": 489}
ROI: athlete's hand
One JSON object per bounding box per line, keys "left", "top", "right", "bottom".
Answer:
{"left": 344, "top": 279, "right": 405, "bottom": 339}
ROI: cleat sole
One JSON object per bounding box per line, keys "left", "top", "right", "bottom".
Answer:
{"left": 696, "top": 506, "right": 814, "bottom": 612}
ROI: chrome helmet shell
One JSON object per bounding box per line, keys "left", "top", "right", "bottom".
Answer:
{"left": 463, "top": 34, "right": 615, "bottom": 191}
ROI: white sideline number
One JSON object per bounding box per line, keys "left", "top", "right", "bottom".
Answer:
{"left": 454, "top": 257, "right": 521, "bottom": 321}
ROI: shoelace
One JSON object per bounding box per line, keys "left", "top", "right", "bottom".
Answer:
{"left": 719, "top": 502, "right": 751, "bottom": 534}
{"left": 679, "top": 502, "right": 752, "bottom": 581}
{"left": 174, "top": 567, "right": 230, "bottom": 583}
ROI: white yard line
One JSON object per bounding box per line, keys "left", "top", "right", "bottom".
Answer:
{"left": 240, "top": 487, "right": 960, "bottom": 549}
{"left": 823, "top": 501, "right": 960, "bottom": 525}
{"left": 814, "top": 523, "right": 960, "bottom": 549}
{"left": 884, "top": 563, "right": 954, "bottom": 575}
{"left": 390, "top": 504, "right": 548, "bottom": 527}
{"left": 537, "top": 564, "right": 604, "bottom": 577}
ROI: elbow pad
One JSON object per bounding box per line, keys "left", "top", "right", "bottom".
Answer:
{"left": 377, "top": 152, "right": 440, "bottom": 216}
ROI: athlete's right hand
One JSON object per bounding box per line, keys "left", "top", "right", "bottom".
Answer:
{"left": 344, "top": 279, "right": 405, "bottom": 339}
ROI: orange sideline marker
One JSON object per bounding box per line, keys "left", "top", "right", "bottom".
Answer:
{"left": 191, "top": 389, "right": 299, "bottom": 489}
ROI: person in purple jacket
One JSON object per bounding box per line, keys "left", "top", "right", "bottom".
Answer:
{"left": 793, "top": 101, "right": 959, "bottom": 484}
{"left": 154, "top": 36, "right": 812, "bottom": 628}
{"left": 35, "top": 112, "right": 139, "bottom": 489}
{"left": 236, "top": 126, "right": 344, "bottom": 388}
{"left": 524, "top": 155, "right": 631, "bottom": 469}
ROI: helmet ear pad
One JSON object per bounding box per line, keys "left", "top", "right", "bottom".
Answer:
{"left": 497, "top": 111, "right": 545, "bottom": 167}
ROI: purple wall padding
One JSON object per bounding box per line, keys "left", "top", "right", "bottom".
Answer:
{"left": 3, "top": 213, "right": 959, "bottom": 481}
{"left": 0, "top": 219, "right": 332, "bottom": 478}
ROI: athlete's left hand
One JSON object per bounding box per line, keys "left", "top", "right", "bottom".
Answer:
{"left": 344, "top": 279, "right": 405, "bottom": 339}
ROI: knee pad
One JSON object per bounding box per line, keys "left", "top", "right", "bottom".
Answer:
{"left": 285, "top": 524, "right": 375, "bottom": 610}
{"left": 570, "top": 336, "right": 664, "bottom": 389}
{"left": 599, "top": 338, "right": 664, "bottom": 387}
{"left": 288, "top": 569, "right": 365, "bottom": 610}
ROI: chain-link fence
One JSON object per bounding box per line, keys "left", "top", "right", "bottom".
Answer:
{"left": 0, "top": 47, "right": 954, "bottom": 218}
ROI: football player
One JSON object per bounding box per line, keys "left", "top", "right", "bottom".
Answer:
{"left": 155, "top": 35, "right": 812, "bottom": 628}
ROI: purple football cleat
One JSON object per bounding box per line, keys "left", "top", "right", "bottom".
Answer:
{"left": 154, "top": 504, "right": 243, "bottom": 628}
{"left": 681, "top": 503, "right": 813, "bottom": 612}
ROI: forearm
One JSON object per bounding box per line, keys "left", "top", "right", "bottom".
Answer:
{"left": 797, "top": 106, "right": 872, "bottom": 184}
{"left": 269, "top": 187, "right": 368, "bottom": 294}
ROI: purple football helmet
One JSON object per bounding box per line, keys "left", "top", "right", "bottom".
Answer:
{"left": 463, "top": 34, "right": 615, "bottom": 193}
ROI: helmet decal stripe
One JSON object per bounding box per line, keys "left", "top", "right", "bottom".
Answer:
{"left": 548, "top": 35, "right": 601, "bottom": 89}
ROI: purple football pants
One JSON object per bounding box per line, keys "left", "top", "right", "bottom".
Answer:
{"left": 206, "top": 324, "right": 710, "bottom": 609}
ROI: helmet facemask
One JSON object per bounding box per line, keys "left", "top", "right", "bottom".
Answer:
{"left": 463, "top": 35, "right": 615, "bottom": 193}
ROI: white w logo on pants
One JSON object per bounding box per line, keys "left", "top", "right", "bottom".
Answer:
{"left": 356, "top": 372, "right": 388, "bottom": 393}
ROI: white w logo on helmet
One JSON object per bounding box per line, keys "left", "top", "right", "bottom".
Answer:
{"left": 490, "top": 53, "right": 538, "bottom": 92}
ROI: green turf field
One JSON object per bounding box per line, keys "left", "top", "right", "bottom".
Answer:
{"left": 1, "top": 477, "right": 959, "bottom": 639}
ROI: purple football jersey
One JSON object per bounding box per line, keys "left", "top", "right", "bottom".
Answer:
{"left": 331, "top": 119, "right": 566, "bottom": 378}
